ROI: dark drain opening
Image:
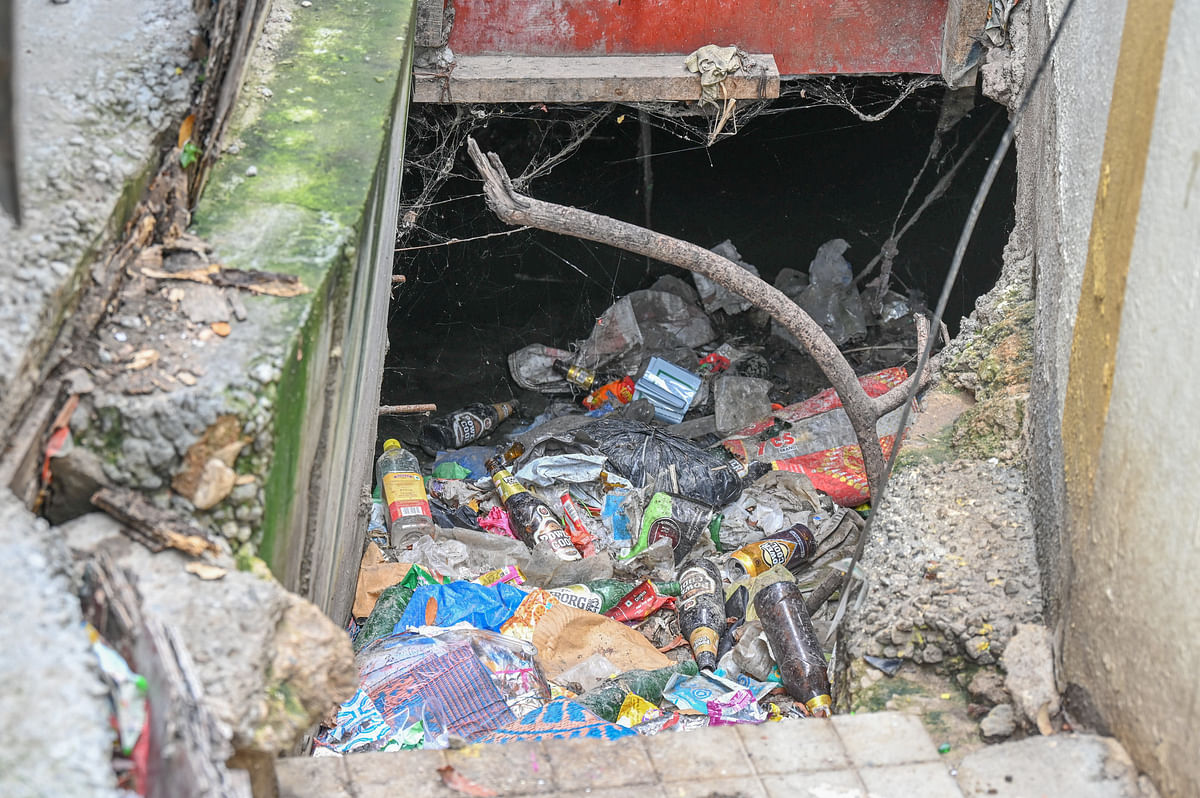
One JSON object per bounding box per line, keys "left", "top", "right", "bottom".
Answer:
{"left": 382, "top": 84, "right": 1015, "bottom": 443}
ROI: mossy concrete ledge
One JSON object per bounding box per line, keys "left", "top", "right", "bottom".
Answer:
{"left": 79, "top": 0, "right": 417, "bottom": 619}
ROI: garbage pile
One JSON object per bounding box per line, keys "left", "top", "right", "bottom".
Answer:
{"left": 318, "top": 240, "right": 922, "bottom": 754}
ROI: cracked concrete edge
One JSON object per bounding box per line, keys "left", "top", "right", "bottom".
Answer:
{"left": 0, "top": 0, "right": 199, "bottom": 434}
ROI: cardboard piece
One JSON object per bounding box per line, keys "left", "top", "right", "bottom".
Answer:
{"left": 352, "top": 543, "right": 412, "bottom": 618}
{"left": 532, "top": 603, "right": 672, "bottom": 680}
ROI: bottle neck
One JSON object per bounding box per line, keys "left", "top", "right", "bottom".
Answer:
{"left": 491, "top": 467, "right": 527, "bottom": 502}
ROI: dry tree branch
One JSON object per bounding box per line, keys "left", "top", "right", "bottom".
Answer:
{"left": 466, "top": 137, "right": 943, "bottom": 498}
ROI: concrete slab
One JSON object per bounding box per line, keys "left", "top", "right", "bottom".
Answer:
{"left": 955, "top": 735, "right": 1156, "bottom": 798}
{"left": 860, "top": 762, "right": 963, "bottom": 798}
{"left": 832, "top": 713, "right": 941, "bottom": 768}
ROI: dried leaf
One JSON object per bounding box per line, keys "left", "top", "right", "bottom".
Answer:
{"left": 185, "top": 561, "right": 227, "bottom": 581}
{"left": 177, "top": 114, "right": 196, "bottom": 149}
{"left": 1036, "top": 702, "right": 1055, "bottom": 736}
{"left": 211, "top": 321, "right": 231, "bottom": 337}
{"left": 126, "top": 349, "right": 160, "bottom": 371}
{"left": 438, "top": 766, "right": 497, "bottom": 798}
{"left": 177, "top": 371, "right": 197, "bottom": 386}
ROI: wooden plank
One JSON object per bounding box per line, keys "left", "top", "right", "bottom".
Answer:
{"left": 414, "top": 54, "right": 780, "bottom": 104}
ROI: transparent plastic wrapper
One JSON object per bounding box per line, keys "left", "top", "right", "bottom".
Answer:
{"left": 554, "top": 654, "right": 622, "bottom": 692}
{"left": 514, "top": 453, "right": 608, "bottom": 486}
{"left": 508, "top": 344, "right": 578, "bottom": 393}
{"left": 577, "top": 662, "right": 699, "bottom": 722}
{"left": 795, "top": 238, "right": 867, "bottom": 346}
{"left": 714, "top": 376, "right": 773, "bottom": 436}
{"left": 694, "top": 240, "right": 759, "bottom": 315}
{"left": 398, "top": 534, "right": 471, "bottom": 579}
{"left": 611, "top": 537, "right": 677, "bottom": 585}
{"left": 727, "top": 622, "right": 774, "bottom": 682}
{"left": 584, "top": 418, "right": 746, "bottom": 507}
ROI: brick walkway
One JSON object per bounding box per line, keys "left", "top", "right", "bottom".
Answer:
{"left": 278, "top": 712, "right": 963, "bottom": 798}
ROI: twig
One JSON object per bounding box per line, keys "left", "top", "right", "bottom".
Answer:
{"left": 378, "top": 403, "right": 437, "bottom": 415}
{"left": 466, "top": 138, "right": 943, "bottom": 497}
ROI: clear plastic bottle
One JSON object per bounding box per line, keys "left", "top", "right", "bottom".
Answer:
{"left": 376, "top": 439, "right": 434, "bottom": 547}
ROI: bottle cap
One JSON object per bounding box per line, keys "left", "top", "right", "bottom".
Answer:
{"left": 383, "top": 438, "right": 402, "bottom": 450}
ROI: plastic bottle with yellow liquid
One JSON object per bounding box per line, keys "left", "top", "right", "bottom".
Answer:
{"left": 376, "top": 439, "right": 434, "bottom": 547}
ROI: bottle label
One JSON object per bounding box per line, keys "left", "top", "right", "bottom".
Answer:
{"left": 678, "top": 567, "right": 718, "bottom": 611}
{"left": 548, "top": 584, "right": 604, "bottom": 613}
{"left": 381, "top": 472, "right": 431, "bottom": 522}
{"left": 527, "top": 505, "right": 582, "bottom": 561}
{"left": 451, "top": 410, "right": 488, "bottom": 447}
{"left": 688, "top": 627, "right": 719, "bottom": 659}
{"left": 565, "top": 364, "right": 595, "bottom": 389}
{"left": 731, "top": 540, "right": 797, "bottom": 577}
{"left": 492, "top": 469, "right": 528, "bottom": 503}
{"left": 491, "top": 402, "right": 518, "bottom": 424}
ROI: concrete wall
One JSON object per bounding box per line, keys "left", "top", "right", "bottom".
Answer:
{"left": 1020, "top": 0, "right": 1198, "bottom": 794}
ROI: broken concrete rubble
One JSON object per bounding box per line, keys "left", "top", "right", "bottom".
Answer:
{"left": 60, "top": 512, "right": 358, "bottom": 761}
{"left": 1001, "top": 623, "right": 1061, "bottom": 729}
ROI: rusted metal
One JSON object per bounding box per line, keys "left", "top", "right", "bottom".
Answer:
{"left": 446, "top": 0, "right": 948, "bottom": 77}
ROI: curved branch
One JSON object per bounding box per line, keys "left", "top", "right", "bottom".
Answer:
{"left": 467, "top": 137, "right": 936, "bottom": 497}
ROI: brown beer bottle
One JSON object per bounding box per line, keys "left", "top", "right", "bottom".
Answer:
{"left": 754, "top": 580, "right": 832, "bottom": 716}
{"left": 485, "top": 456, "right": 581, "bottom": 562}
{"left": 676, "top": 558, "right": 726, "bottom": 671}
{"left": 418, "top": 401, "right": 519, "bottom": 455}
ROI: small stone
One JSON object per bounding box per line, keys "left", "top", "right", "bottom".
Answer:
{"left": 980, "top": 703, "right": 1016, "bottom": 740}
{"left": 968, "top": 669, "right": 1010, "bottom": 705}
{"left": 923, "top": 644, "right": 944, "bottom": 663}
{"left": 299, "top": 1, "right": 312, "bottom": 6}
{"left": 260, "top": 87, "right": 273, "bottom": 98}
{"left": 245, "top": 165, "right": 258, "bottom": 177}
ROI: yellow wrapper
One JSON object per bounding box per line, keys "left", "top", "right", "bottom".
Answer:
{"left": 616, "top": 693, "right": 662, "bottom": 728}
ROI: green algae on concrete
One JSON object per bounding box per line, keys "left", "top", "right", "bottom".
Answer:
{"left": 188, "top": 0, "right": 417, "bottom": 581}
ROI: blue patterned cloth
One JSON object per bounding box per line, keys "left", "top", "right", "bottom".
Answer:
{"left": 477, "top": 698, "right": 637, "bottom": 744}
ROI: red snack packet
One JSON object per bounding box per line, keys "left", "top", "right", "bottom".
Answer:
{"left": 604, "top": 580, "right": 676, "bottom": 623}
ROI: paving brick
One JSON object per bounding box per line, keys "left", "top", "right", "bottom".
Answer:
{"left": 858, "top": 763, "right": 963, "bottom": 798}
{"left": 760, "top": 770, "right": 866, "bottom": 798}
{"left": 661, "top": 776, "right": 768, "bottom": 798}
{"left": 444, "top": 742, "right": 556, "bottom": 794}
{"left": 276, "top": 756, "right": 352, "bottom": 798}
{"left": 547, "top": 735, "right": 658, "bottom": 790}
{"left": 646, "top": 725, "right": 755, "bottom": 782}
{"left": 738, "top": 719, "right": 849, "bottom": 774}
{"left": 551, "top": 788, "right": 668, "bottom": 798}
{"left": 345, "top": 749, "right": 448, "bottom": 798}
{"left": 831, "top": 712, "right": 940, "bottom": 768}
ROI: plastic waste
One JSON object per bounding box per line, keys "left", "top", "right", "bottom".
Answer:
{"left": 548, "top": 578, "right": 680, "bottom": 614}
{"left": 398, "top": 534, "right": 471, "bottom": 579}
{"left": 583, "top": 377, "right": 636, "bottom": 411}
{"left": 626, "top": 491, "right": 717, "bottom": 564}
{"left": 366, "top": 495, "right": 389, "bottom": 547}
{"left": 377, "top": 439, "right": 434, "bottom": 546}
{"left": 796, "top": 238, "right": 867, "bottom": 346}
{"left": 728, "top": 620, "right": 775, "bottom": 682}
{"left": 554, "top": 654, "right": 622, "bottom": 692}
{"left": 632, "top": 357, "right": 702, "bottom": 424}
{"left": 663, "top": 670, "right": 767, "bottom": 726}
{"left": 616, "top": 694, "right": 662, "bottom": 728}
{"left": 532, "top": 603, "right": 673, "bottom": 680}
{"left": 584, "top": 418, "right": 747, "bottom": 507}
{"left": 486, "top": 456, "right": 581, "bottom": 562}
{"left": 499, "top": 588, "right": 560, "bottom": 642}
{"left": 754, "top": 580, "right": 832, "bottom": 716}
{"left": 604, "top": 579, "right": 677, "bottom": 623}
{"left": 576, "top": 662, "right": 699, "bottom": 722}
{"left": 419, "top": 401, "right": 519, "bottom": 455}
{"left": 514, "top": 453, "right": 608, "bottom": 486}
{"left": 677, "top": 558, "right": 727, "bottom": 671}
{"left": 86, "top": 624, "right": 148, "bottom": 755}
{"left": 724, "top": 523, "right": 818, "bottom": 580}
{"left": 714, "top": 376, "right": 773, "bottom": 436}
{"left": 355, "top": 564, "right": 443, "bottom": 652}
{"left": 474, "top": 565, "right": 524, "bottom": 586}
{"left": 694, "top": 240, "right": 760, "bottom": 315}
{"left": 633, "top": 711, "right": 711, "bottom": 736}
{"left": 397, "top": 581, "right": 529, "bottom": 632}
{"left": 558, "top": 493, "right": 599, "bottom": 556}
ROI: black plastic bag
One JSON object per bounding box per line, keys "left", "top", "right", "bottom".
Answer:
{"left": 582, "top": 418, "right": 747, "bottom": 507}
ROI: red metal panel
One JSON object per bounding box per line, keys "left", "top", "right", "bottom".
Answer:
{"left": 448, "top": 0, "right": 947, "bottom": 76}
